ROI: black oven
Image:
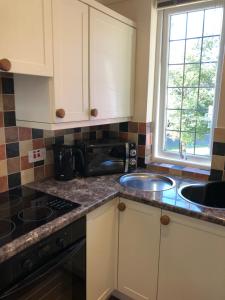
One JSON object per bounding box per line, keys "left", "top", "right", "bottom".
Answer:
{"left": 75, "top": 140, "right": 137, "bottom": 176}
{"left": 0, "top": 217, "right": 86, "bottom": 300}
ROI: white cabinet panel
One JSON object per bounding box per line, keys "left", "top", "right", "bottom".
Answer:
{"left": 118, "top": 199, "right": 161, "bottom": 300}
{"left": 53, "top": 0, "right": 89, "bottom": 122}
{"left": 87, "top": 199, "right": 119, "bottom": 300}
{"left": 158, "top": 210, "right": 225, "bottom": 300}
{"left": 0, "top": 0, "right": 53, "bottom": 76}
{"left": 90, "top": 8, "right": 135, "bottom": 120}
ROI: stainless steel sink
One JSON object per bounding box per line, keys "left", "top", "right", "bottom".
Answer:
{"left": 179, "top": 182, "right": 225, "bottom": 209}
{"left": 119, "top": 173, "right": 176, "bottom": 192}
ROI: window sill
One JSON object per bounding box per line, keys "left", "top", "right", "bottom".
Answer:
{"left": 147, "top": 161, "right": 210, "bottom": 181}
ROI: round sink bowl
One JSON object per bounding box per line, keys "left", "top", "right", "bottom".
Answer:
{"left": 179, "top": 182, "right": 225, "bottom": 209}
{"left": 119, "top": 173, "right": 176, "bottom": 192}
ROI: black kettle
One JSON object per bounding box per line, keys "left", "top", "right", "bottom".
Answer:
{"left": 53, "top": 144, "right": 77, "bottom": 181}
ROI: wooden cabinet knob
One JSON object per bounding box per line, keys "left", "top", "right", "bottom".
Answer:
{"left": 90, "top": 108, "right": 98, "bottom": 117}
{"left": 160, "top": 215, "right": 170, "bottom": 226}
{"left": 118, "top": 202, "right": 126, "bottom": 212}
{"left": 56, "top": 109, "right": 65, "bottom": 118}
{"left": 0, "top": 59, "right": 11, "bottom": 72}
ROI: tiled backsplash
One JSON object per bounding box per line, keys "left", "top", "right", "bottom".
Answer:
{"left": 1, "top": 72, "right": 223, "bottom": 191}
{"left": 210, "top": 127, "right": 225, "bottom": 181}
{"left": 0, "top": 74, "right": 152, "bottom": 192}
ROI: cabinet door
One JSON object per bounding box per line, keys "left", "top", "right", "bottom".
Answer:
{"left": 87, "top": 198, "right": 119, "bottom": 300}
{"left": 52, "top": 0, "right": 89, "bottom": 123}
{"left": 0, "top": 0, "right": 52, "bottom": 76}
{"left": 158, "top": 211, "right": 225, "bottom": 300}
{"left": 118, "top": 199, "right": 161, "bottom": 300}
{"left": 90, "top": 8, "right": 136, "bottom": 120}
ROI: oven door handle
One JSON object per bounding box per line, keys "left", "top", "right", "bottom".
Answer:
{"left": 0, "top": 237, "right": 86, "bottom": 299}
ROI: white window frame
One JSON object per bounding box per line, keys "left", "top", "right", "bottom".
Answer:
{"left": 153, "top": 0, "right": 225, "bottom": 169}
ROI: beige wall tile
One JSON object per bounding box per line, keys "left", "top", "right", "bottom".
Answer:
{"left": 19, "top": 140, "right": 33, "bottom": 156}
{"left": 21, "top": 169, "right": 34, "bottom": 185}
{"left": 211, "top": 155, "right": 225, "bottom": 170}
{"left": 0, "top": 160, "right": 7, "bottom": 176}
{"left": 128, "top": 132, "right": 138, "bottom": 144}
{"left": 213, "top": 127, "right": 225, "bottom": 143}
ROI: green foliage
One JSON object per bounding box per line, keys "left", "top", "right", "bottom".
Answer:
{"left": 166, "top": 38, "right": 218, "bottom": 150}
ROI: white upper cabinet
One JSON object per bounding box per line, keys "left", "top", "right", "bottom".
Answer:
{"left": 90, "top": 8, "right": 136, "bottom": 120}
{"left": 14, "top": 0, "right": 136, "bottom": 129}
{"left": 0, "top": 0, "right": 53, "bottom": 76}
{"left": 52, "top": 0, "right": 89, "bottom": 123}
{"left": 118, "top": 199, "right": 161, "bottom": 300}
{"left": 158, "top": 211, "right": 225, "bottom": 300}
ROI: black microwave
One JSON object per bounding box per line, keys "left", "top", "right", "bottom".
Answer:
{"left": 74, "top": 140, "right": 137, "bottom": 176}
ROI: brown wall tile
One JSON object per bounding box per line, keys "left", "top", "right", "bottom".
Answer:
{"left": 0, "top": 112, "right": 3, "bottom": 127}
{"left": 0, "top": 176, "right": 8, "bottom": 193}
{"left": 21, "top": 156, "right": 33, "bottom": 170}
{"left": 21, "top": 169, "right": 34, "bottom": 185}
{"left": 19, "top": 127, "right": 32, "bottom": 141}
{"left": 0, "top": 144, "right": 6, "bottom": 160}
{"left": 128, "top": 122, "right": 138, "bottom": 133}
{"left": 3, "top": 95, "right": 15, "bottom": 111}
{"left": 33, "top": 139, "right": 44, "bottom": 149}
{"left": 7, "top": 157, "right": 20, "bottom": 174}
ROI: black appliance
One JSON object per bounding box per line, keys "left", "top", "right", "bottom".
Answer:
{"left": 53, "top": 144, "right": 77, "bottom": 181}
{"left": 0, "top": 187, "right": 86, "bottom": 300}
{"left": 75, "top": 140, "right": 137, "bottom": 176}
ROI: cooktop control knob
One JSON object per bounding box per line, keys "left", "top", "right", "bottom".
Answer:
{"left": 56, "top": 238, "right": 65, "bottom": 248}
{"left": 130, "top": 159, "right": 137, "bottom": 166}
{"left": 130, "top": 149, "right": 137, "bottom": 157}
{"left": 22, "top": 259, "right": 33, "bottom": 271}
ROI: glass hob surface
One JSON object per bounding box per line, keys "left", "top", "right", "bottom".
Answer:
{"left": 0, "top": 187, "right": 80, "bottom": 247}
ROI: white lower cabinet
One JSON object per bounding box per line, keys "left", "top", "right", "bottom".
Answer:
{"left": 118, "top": 198, "right": 161, "bottom": 300}
{"left": 87, "top": 198, "right": 119, "bottom": 300}
{"left": 157, "top": 210, "right": 225, "bottom": 300}
{"left": 87, "top": 199, "right": 225, "bottom": 300}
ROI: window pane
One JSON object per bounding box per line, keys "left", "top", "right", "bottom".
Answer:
{"left": 196, "top": 110, "right": 211, "bottom": 133}
{"left": 168, "top": 65, "right": 184, "bottom": 87}
{"left": 184, "top": 64, "right": 200, "bottom": 87}
{"left": 195, "top": 133, "right": 210, "bottom": 156}
{"left": 181, "top": 111, "right": 196, "bottom": 131}
{"left": 183, "top": 88, "right": 198, "bottom": 109}
{"left": 161, "top": 5, "right": 223, "bottom": 160}
{"left": 200, "top": 63, "right": 217, "bottom": 87}
{"left": 202, "top": 37, "right": 220, "bottom": 62}
{"left": 204, "top": 8, "right": 223, "bottom": 36}
{"left": 166, "top": 109, "right": 181, "bottom": 130}
{"left": 198, "top": 88, "right": 215, "bottom": 110}
{"left": 164, "top": 131, "right": 180, "bottom": 152}
{"left": 185, "top": 38, "right": 201, "bottom": 63}
{"left": 170, "top": 13, "right": 187, "bottom": 40}
{"left": 187, "top": 11, "right": 204, "bottom": 38}
{"left": 181, "top": 132, "right": 195, "bottom": 154}
{"left": 167, "top": 88, "right": 182, "bottom": 109}
{"left": 169, "top": 40, "right": 185, "bottom": 64}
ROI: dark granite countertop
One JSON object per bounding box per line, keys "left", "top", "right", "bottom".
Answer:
{"left": 0, "top": 170, "right": 225, "bottom": 263}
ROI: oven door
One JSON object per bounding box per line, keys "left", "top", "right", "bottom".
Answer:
{"left": 86, "top": 143, "right": 129, "bottom": 176}
{"left": 0, "top": 238, "right": 86, "bottom": 300}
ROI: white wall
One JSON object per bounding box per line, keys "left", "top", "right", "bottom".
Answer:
{"left": 98, "top": 0, "right": 155, "bottom": 123}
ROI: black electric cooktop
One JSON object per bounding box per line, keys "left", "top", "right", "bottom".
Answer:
{"left": 0, "top": 187, "right": 80, "bottom": 247}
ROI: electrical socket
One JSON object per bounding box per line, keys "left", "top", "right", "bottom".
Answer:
{"left": 28, "top": 148, "right": 46, "bottom": 163}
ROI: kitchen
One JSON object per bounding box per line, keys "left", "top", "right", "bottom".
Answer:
{"left": 0, "top": 0, "right": 225, "bottom": 299}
